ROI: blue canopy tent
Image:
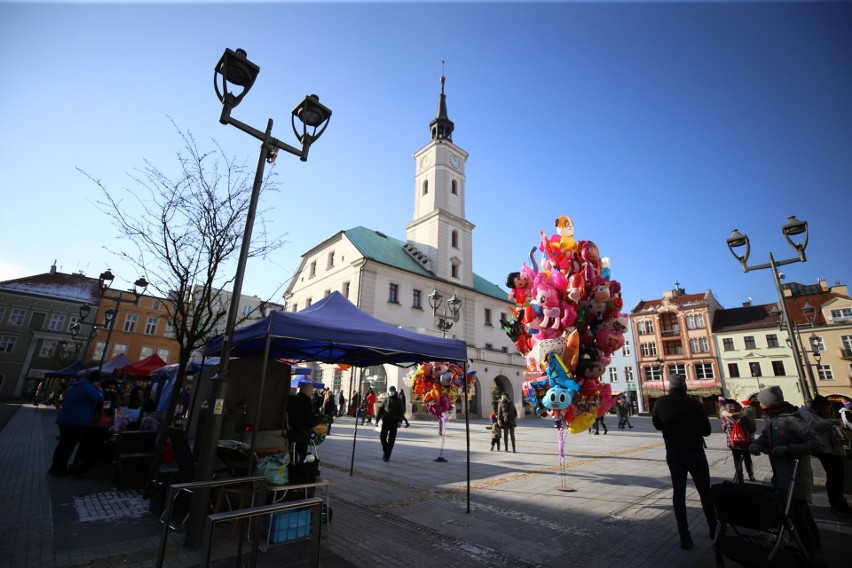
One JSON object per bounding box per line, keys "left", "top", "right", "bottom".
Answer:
{"left": 203, "top": 292, "right": 472, "bottom": 502}
{"left": 44, "top": 360, "right": 87, "bottom": 379}
{"left": 84, "top": 353, "right": 133, "bottom": 377}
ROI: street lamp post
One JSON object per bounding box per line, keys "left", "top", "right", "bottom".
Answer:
{"left": 656, "top": 357, "right": 666, "bottom": 395}
{"left": 95, "top": 270, "right": 148, "bottom": 373}
{"left": 726, "top": 216, "right": 812, "bottom": 404}
{"left": 428, "top": 288, "right": 462, "bottom": 338}
{"left": 185, "top": 47, "right": 332, "bottom": 549}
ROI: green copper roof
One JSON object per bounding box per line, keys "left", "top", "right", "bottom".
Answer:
{"left": 344, "top": 226, "right": 507, "bottom": 302}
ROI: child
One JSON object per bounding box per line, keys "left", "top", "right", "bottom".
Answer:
{"left": 489, "top": 413, "right": 502, "bottom": 451}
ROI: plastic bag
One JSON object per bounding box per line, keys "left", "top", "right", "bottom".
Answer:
{"left": 730, "top": 420, "right": 749, "bottom": 449}
{"left": 256, "top": 452, "right": 290, "bottom": 485}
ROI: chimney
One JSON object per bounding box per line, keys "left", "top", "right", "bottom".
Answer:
{"left": 49, "top": 260, "right": 57, "bottom": 276}
{"left": 818, "top": 277, "right": 827, "bottom": 291}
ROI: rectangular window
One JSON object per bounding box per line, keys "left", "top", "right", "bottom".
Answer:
{"left": 152, "top": 300, "right": 161, "bottom": 310}
{"left": 686, "top": 314, "right": 705, "bottom": 329}
{"left": 306, "top": 298, "right": 312, "bottom": 307}
{"left": 695, "top": 363, "right": 714, "bottom": 379}
{"left": 624, "top": 367, "right": 634, "bottom": 382}
{"left": 689, "top": 337, "right": 709, "bottom": 353}
{"left": 140, "top": 346, "right": 154, "bottom": 358}
{"left": 144, "top": 317, "right": 159, "bottom": 335}
{"left": 830, "top": 308, "right": 852, "bottom": 322}
{"left": 39, "top": 340, "right": 58, "bottom": 358}
{"left": 342, "top": 282, "right": 350, "bottom": 298}
{"left": 771, "top": 361, "right": 786, "bottom": 376}
{"left": 728, "top": 363, "right": 740, "bottom": 378}
{"left": 8, "top": 308, "right": 26, "bottom": 326}
{"left": 637, "top": 320, "right": 654, "bottom": 335}
{"left": 668, "top": 364, "right": 685, "bottom": 378}
{"left": 388, "top": 283, "right": 399, "bottom": 304}
{"left": 485, "top": 343, "right": 494, "bottom": 350}
{"left": 157, "top": 348, "right": 170, "bottom": 363}
{"left": 810, "top": 336, "right": 825, "bottom": 353}
{"left": 816, "top": 365, "right": 834, "bottom": 381}
{"left": 663, "top": 341, "right": 683, "bottom": 356}
{"left": 48, "top": 314, "right": 66, "bottom": 331}
{"left": 641, "top": 342, "right": 658, "bottom": 357}
{"left": 842, "top": 335, "right": 852, "bottom": 357}
{"left": 723, "top": 338, "right": 734, "bottom": 351}
{"left": 309, "top": 261, "right": 317, "bottom": 278}
{"left": 93, "top": 341, "right": 105, "bottom": 360}
{"left": 165, "top": 320, "right": 175, "bottom": 338}
{"left": 124, "top": 314, "right": 138, "bottom": 332}
{"left": 0, "top": 335, "right": 16, "bottom": 353}
{"left": 314, "top": 369, "right": 324, "bottom": 382}
{"left": 744, "top": 336, "right": 756, "bottom": 349}
{"left": 749, "top": 362, "right": 762, "bottom": 377}
{"left": 766, "top": 334, "right": 779, "bottom": 348}
{"left": 609, "top": 367, "right": 618, "bottom": 382}
{"left": 622, "top": 340, "right": 631, "bottom": 356}
{"left": 412, "top": 289, "right": 422, "bottom": 309}
{"left": 644, "top": 366, "right": 661, "bottom": 381}
{"left": 242, "top": 305, "right": 252, "bottom": 317}
{"left": 112, "top": 343, "right": 128, "bottom": 356}
{"left": 484, "top": 308, "right": 492, "bottom": 326}
{"left": 327, "top": 251, "right": 335, "bottom": 269}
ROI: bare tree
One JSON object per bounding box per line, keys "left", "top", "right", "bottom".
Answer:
{"left": 80, "top": 120, "right": 286, "bottom": 490}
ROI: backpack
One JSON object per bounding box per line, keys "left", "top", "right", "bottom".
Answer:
{"left": 730, "top": 419, "right": 749, "bottom": 449}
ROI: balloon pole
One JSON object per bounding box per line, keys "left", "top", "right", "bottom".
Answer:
{"left": 554, "top": 420, "right": 576, "bottom": 492}
{"left": 435, "top": 413, "right": 449, "bottom": 462}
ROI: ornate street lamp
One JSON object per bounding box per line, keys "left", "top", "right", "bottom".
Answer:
{"left": 95, "top": 270, "right": 148, "bottom": 373}
{"left": 727, "top": 217, "right": 812, "bottom": 404}
{"left": 185, "top": 47, "right": 333, "bottom": 550}
{"left": 429, "top": 288, "right": 462, "bottom": 338}
{"left": 656, "top": 357, "right": 666, "bottom": 395}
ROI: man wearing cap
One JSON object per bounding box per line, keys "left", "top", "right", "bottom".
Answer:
{"left": 379, "top": 385, "right": 405, "bottom": 462}
{"left": 49, "top": 370, "right": 104, "bottom": 477}
{"left": 652, "top": 374, "right": 716, "bottom": 551}
{"left": 798, "top": 395, "right": 852, "bottom": 515}
{"left": 749, "top": 386, "right": 826, "bottom": 565}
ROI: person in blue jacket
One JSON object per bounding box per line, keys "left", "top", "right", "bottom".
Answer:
{"left": 48, "top": 370, "right": 104, "bottom": 477}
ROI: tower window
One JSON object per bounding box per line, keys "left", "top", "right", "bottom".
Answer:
{"left": 451, "top": 259, "right": 460, "bottom": 279}
{"left": 422, "top": 180, "right": 428, "bottom": 195}
{"left": 451, "top": 230, "right": 459, "bottom": 249}
{"left": 451, "top": 180, "right": 457, "bottom": 195}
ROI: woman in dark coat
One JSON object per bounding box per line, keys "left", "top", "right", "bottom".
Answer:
{"left": 497, "top": 393, "right": 518, "bottom": 453}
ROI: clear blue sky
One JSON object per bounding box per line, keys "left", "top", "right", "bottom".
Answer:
{"left": 2, "top": 1, "right": 850, "bottom": 313}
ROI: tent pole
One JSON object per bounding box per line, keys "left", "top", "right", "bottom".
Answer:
{"left": 184, "top": 350, "right": 207, "bottom": 434}
{"left": 250, "top": 326, "right": 274, "bottom": 456}
{"left": 349, "top": 367, "right": 365, "bottom": 476}
{"left": 463, "top": 361, "right": 470, "bottom": 514}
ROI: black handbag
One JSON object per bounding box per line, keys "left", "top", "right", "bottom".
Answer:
{"left": 288, "top": 441, "right": 320, "bottom": 484}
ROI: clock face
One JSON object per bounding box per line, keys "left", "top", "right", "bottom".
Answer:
{"left": 420, "top": 155, "right": 432, "bottom": 169}
{"left": 449, "top": 154, "right": 461, "bottom": 169}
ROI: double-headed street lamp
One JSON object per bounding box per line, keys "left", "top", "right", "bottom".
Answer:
{"left": 429, "top": 288, "right": 462, "bottom": 338}
{"left": 69, "top": 304, "right": 93, "bottom": 360}
{"left": 95, "top": 270, "right": 148, "bottom": 373}
{"left": 185, "top": 48, "right": 333, "bottom": 549}
{"left": 726, "top": 216, "right": 812, "bottom": 404}
{"left": 656, "top": 357, "right": 666, "bottom": 395}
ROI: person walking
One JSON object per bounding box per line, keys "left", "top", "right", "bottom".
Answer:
{"left": 651, "top": 374, "right": 716, "bottom": 551}
{"left": 797, "top": 394, "right": 852, "bottom": 515}
{"left": 379, "top": 386, "right": 405, "bottom": 461}
{"left": 720, "top": 399, "right": 757, "bottom": 482}
{"left": 497, "top": 393, "right": 518, "bottom": 453}
{"left": 337, "top": 390, "right": 345, "bottom": 418}
{"left": 352, "top": 391, "right": 361, "bottom": 421}
{"left": 365, "top": 387, "right": 377, "bottom": 425}
{"left": 748, "top": 386, "right": 827, "bottom": 566}
{"left": 591, "top": 414, "right": 608, "bottom": 435}
{"left": 398, "top": 388, "right": 410, "bottom": 428}
{"left": 321, "top": 390, "right": 337, "bottom": 434}
{"left": 616, "top": 396, "right": 634, "bottom": 429}
{"left": 49, "top": 370, "right": 104, "bottom": 477}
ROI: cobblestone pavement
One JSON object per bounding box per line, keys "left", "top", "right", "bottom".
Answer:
{"left": 1, "top": 400, "right": 849, "bottom": 567}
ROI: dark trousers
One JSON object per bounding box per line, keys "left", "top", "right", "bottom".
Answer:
{"left": 380, "top": 420, "right": 400, "bottom": 459}
{"left": 791, "top": 499, "right": 822, "bottom": 554}
{"left": 730, "top": 447, "right": 754, "bottom": 481}
{"left": 50, "top": 425, "right": 89, "bottom": 474}
{"left": 72, "top": 427, "right": 112, "bottom": 474}
{"left": 665, "top": 448, "right": 717, "bottom": 540}
{"left": 816, "top": 453, "right": 846, "bottom": 509}
{"left": 502, "top": 427, "right": 516, "bottom": 452}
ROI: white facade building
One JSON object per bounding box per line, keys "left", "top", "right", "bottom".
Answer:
{"left": 284, "top": 76, "right": 528, "bottom": 418}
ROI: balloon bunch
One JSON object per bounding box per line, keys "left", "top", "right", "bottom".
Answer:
{"left": 405, "top": 362, "right": 475, "bottom": 420}
{"left": 502, "top": 216, "right": 627, "bottom": 433}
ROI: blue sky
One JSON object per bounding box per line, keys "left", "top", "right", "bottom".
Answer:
{"left": 1, "top": 1, "right": 850, "bottom": 313}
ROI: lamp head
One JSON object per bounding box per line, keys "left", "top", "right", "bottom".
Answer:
{"left": 782, "top": 215, "right": 808, "bottom": 257}
{"left": 79, "top": 304, "right": 91, "bottom": 320}
{"left": 133, "top": 276, "right": 149, "bottom": 297}
{"left": 292, "top": 94, "right": 332, "bottom": 161}
{"left": 214, "top": 48, "right": 260, "bottom": 109}
{"left": 447, "top": 293, "right": 462, "bottom": 321}
{"left": 769, "top": 303, "right": 784, "bottom": 327}
{"left": 808, "top": 334, "right": 822, "bottom": 362}
{"left": 801, "top": 302, "right": 816, "bottom": 324}
{"left": 428, "top": 288, "right": 442, "bottom": 314}
{"left": 98, "top": 269, "right": 115, "bottom": 294}
{"left": 104, "top": 308, "right": 115, "bottom": 325}
{"left": 725, "top": 229, "right": 750, "bottom": 267}
{"left": 70, "top": 321, "right": 80, "bottom": 339}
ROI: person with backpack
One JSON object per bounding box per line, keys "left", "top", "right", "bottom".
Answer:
{"left": 720, "top": 399, "right": 757, "bottom": 482}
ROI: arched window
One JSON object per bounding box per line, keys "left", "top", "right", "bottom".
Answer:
{"left": 451, "top": 230, "right": 459, "bottom": 249}
{"left": 422, "top": 180, "right": 428, "bottom": 195}
{"left": 451, "top": 258, "right": 460, "bottom": 279}
{"left": 451, "top": 180, "right": 457, "bottom": 195}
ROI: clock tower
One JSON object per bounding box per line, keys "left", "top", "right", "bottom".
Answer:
{"left": 406, "top": 74, "right": 474, "bottom": 288}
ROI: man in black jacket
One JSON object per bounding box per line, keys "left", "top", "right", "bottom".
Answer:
{"left": 379, "top": 386, "right": 406, "bottom": 461}
{"left": 652, "top": 374, "right": 716, "bottom": 550}
{"left": 287, "top": 380, "right": 321, "bottom": 462}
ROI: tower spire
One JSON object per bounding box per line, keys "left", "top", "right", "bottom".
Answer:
{"left": 430, "top": 62, "right": 454, "bottom": 141}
